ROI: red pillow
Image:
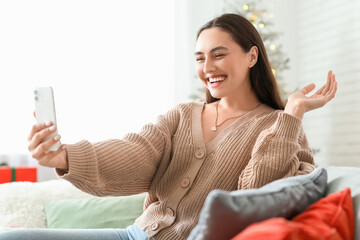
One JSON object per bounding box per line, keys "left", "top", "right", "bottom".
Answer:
{"left": 231, "top": 188, "right": 354, "bottom": 240}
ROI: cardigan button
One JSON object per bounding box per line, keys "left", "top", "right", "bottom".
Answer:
{"left": 150, "top": 223, "right": 159, "bottom": 230}
{"left": 195, "top": 149, "right": 205, "bottom": 159}
{"left": 181, "top": 178, "right": 190, "bottom": 188}
{"left": 166, "top": 207, "right": 174, "bottom": 216}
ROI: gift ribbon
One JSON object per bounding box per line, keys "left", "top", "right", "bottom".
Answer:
{"left": 12, "top": 168, "right": 16, "bottom": 182}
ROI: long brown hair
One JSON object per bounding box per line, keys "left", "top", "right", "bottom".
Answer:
{"left": 196, "top": 13, "right": 284, "bottom": 110}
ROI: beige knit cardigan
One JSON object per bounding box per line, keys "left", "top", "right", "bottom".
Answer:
{"left": 57, "top": 101, "right": 315, "bottom": 239}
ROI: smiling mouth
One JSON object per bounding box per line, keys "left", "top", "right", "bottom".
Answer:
{"left": 207, "top": 76, "right": 227, "bottom": 87}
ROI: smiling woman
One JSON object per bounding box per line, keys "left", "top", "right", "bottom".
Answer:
{"left": 0, "top": 0, "right": 175, "bottom": 156}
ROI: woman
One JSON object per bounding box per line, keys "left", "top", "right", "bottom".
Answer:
{"left": 3, "top": 13, "right": 336, "bottom": 240}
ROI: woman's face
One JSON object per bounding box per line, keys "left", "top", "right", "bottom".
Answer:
{"left": 195, "top": 27, "right": 255, "bottom": 100}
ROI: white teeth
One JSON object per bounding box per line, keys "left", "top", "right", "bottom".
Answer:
{"left": 209, "top": 77, "right": 226, "bottom": 83}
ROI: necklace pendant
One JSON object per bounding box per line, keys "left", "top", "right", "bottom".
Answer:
{"left": 211, "top": 126, "right": 217, "bottom": 132}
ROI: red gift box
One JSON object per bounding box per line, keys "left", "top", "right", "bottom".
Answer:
{"left": 0, "top": 167, "right": 11, "bottom": 183}
{"left": 0, "top": 166, "right": 37, "bottom": 184}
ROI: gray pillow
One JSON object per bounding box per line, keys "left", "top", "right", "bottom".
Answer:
{"left": 326, "top": 166, "right": 360, "bottom": 240}
{"left": 188, "top": 168, "right": 327, "bottom": 240}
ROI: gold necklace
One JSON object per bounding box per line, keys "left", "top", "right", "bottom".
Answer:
{"left": 211, "top": 101, "right": 243, "bottom": 132}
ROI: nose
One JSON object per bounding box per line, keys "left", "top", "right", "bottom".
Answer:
{"left": 203, "top": 59, "right": 216, "bottom": 73}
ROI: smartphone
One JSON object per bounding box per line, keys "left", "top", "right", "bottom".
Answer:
{"left": 34, "top": 87, "right": 61, "bottom": 151}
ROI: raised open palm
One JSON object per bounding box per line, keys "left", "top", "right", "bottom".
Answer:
{"left": 284, "top": 70, "right": 337, "bottom": 119}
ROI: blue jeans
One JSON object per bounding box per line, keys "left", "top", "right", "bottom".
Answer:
{"left": 0, "top": 224, "right": 152, "bottom": 240}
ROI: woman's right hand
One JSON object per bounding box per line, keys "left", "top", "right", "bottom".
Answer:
{"left": 27, "top": 122, "right": 69, "bottom": 170}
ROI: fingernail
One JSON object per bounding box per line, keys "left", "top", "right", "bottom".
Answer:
{"left": 49, "top": 126, "right": 56, "bottom": 131}
{"left": 61, "top": 145, "right": 67, "bottom": 150}
{"left": 45, "top": 122, "right": 51, "bottom": 126}
{"left": 54, "top": 135, "right": 60, "bottom": 141}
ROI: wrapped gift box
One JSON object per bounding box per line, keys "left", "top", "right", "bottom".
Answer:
{"left": 0, "top": 167, "right": 37, "bottom": 183}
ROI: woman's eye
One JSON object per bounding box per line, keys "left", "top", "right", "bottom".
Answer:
{"left": 215, "top": 53, "right": 225, "bottom": 58}
{"left": 196, "top": 57, "right": 205, "bottom": 62}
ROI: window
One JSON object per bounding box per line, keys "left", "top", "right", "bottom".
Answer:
{"left": 0, "top": 0, "right": 175, "bottom": 155}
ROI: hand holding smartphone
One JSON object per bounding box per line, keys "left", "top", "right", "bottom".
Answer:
{"left": 34, "top": 87, "right": 61, "bottom": 151}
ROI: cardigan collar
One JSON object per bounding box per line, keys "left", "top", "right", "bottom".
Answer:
{"left": 191, "top": 101, "right": 272, "bottom": 154}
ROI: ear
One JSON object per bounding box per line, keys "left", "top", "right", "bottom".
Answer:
{"left": 248, "top": 46, "right": 258, "bottom": 68}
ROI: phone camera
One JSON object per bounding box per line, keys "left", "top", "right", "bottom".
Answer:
{"left": 34, "top": 96, "right": 39, "bottom": 101}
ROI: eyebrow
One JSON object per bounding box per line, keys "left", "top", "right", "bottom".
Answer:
{"left": 194, "top": 46, "right": 229, "bottom": 55}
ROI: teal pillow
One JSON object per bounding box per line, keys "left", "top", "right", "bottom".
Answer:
{"left": 45, "top": 193, "right": 146, "bottom": 229}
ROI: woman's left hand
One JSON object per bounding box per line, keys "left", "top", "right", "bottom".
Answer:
{"left": 284, "top": 70, "right": 337, "bottom": 120}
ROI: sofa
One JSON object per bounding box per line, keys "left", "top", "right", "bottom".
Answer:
{"left": 0, "top": 166, "right": 359, "bottom": 239}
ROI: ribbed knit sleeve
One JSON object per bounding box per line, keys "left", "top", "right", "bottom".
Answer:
{"left": 238, "top": 112, "right": 315, "bottom": 189}
{"left": 56, "top": 106, "right": 181, "bottom": 197}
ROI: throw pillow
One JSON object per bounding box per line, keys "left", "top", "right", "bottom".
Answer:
{"left": 326, "top": 166, "right": 360, "bottom": 240}
{"left": 187, "top": 168, "right": 327, "bottom": 240}
{"left": 232, "top": 187, "right": 354, "bottom": 240}
{"left": 45, "top": 193, "right": 146, "bottom": 229}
